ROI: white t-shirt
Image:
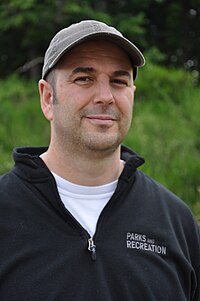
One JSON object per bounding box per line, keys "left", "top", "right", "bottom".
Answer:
{"left": 52, "top": 172, "right": 118, "bottom": 237}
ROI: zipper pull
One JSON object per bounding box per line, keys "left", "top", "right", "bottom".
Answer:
{"left": 88, "top": 237, "right": 96, "bottom": 261}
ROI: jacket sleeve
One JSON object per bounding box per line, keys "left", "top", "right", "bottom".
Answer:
{"left": 193, "top": 226, "right": 200, "bottom": 301}
{"left": 193, "top": 265, "right": 199, "bottom": 301}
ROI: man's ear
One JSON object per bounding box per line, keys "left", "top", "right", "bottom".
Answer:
{"left": 38, "top": 79, "right": 54, "bottom": 121}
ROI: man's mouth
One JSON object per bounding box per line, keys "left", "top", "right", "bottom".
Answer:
{"left": 85, "top": 114, "right": 117, "bottom": 126}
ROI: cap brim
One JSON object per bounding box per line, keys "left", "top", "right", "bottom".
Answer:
{"left": 48, "top": 32, "right": 145, "bottom": 70}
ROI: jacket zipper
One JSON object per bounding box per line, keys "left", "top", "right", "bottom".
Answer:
{"left": 52, "top": 168, "right": 128, "bottom": 263}
{"left": 88, "top": 237, "right": 96, "bottom": 261}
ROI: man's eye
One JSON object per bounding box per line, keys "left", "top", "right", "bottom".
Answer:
{"left": 112, "top": 79, "right": 128, "bottom": 86}
{"left": 74, "top": 77, "right": 92, "bottom": 83}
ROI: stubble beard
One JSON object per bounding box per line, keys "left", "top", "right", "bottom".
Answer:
{"left": 55, "top": 113, "right": 130, "bottom": 160}
{"left": 77, "top": 107, "right": 131, "bottom": 157}
{"left": 52, "top": 92, "right": 132, "bottom": 158}
{"left": 80, "top": 128, "right": 122, "bottom": 155}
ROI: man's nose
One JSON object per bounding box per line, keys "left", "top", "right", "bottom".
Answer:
{"left": 93, "top": 79, "right": 114, "bottom": 105}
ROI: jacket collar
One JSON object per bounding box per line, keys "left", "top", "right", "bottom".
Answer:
{"left": 12, "top": 145, "right": 145, "bottom": 182}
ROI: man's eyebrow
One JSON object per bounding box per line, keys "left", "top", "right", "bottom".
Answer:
{"left": 71, "top": 67, "right": 96, "bottom": 74}
{"left": 112, "top": 70, "right": 132, "bottom": 79}
{"left": 70, "top": 67, "right": 132, "bottom": 79}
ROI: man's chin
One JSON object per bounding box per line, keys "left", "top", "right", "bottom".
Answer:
{"left": 82, "top": 135, "right": 122, "bottom": 155}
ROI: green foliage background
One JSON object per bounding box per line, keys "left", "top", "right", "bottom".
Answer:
{"left": 0, "top": 65, "right": 199, "bottom": 221}
{"left": 0, "top": 0, "right": 199, "bottom": 79}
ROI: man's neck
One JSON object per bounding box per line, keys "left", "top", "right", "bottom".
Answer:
{"left": 40, "top": 145, "right": 124, "bottom": 186}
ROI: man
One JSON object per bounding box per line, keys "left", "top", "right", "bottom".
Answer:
{"left": 0, "top": 20, "right": 199, "bottom": 300}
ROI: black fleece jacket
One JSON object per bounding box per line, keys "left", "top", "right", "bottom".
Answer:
{"left": 0, "top": 146, "right": 199, "bottom": 300}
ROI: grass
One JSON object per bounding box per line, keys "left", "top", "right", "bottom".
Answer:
{"left": 0, "top": 75, "right": 49, "bottom": 171}
{"left": 125, "top": 65, "right": 200, "bottom": 219}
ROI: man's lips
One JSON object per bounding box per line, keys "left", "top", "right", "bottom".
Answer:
{"left": 86, "top": 114, "right": 116, "bottom": 120}
{"left": 85, "top": 114, "right": 117, "bottom": 125}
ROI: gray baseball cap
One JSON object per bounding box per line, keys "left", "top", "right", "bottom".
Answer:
{"left": 42, "top": 20, "right": 145, "bottom": 80}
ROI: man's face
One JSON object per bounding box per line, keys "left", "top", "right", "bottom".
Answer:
{"left": 46, "top": 40, "right": 135, "bottom": 156}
